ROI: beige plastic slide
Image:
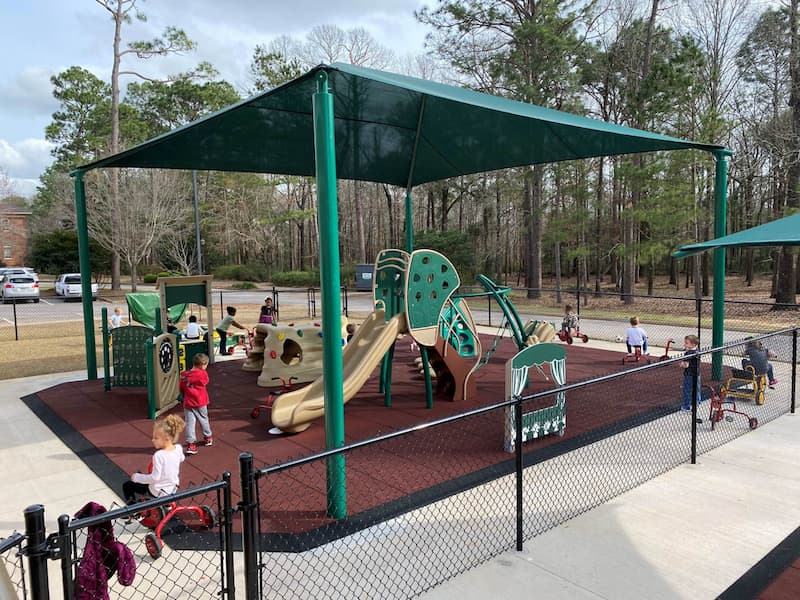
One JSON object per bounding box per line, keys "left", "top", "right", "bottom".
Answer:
{"left": 270, "top": 310, "right": 404, "bottom": 433}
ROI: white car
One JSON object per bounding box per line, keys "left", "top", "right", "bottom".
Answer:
{"left": 54, "top": 273, "right": 99, "bottom": 300}
{"left": 1, "top": 273, "right": 40, "bottom": 303}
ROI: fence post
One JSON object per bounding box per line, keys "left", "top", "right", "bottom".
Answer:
{"left": 12, "top": 298, "right": 19, "bottom": 341}
{"left": 24, "top": 504, "right": 49, "bottom": 600}
{"left": 487, "top": 293, "right": 492, "bottom": 327}
{"left": 219, "top": 291, "right": 224, "bottom": 318}
{"left": 696, "top": 298, "right": 702, "bottom": 344}
{"left": 273, "top": 287, "right": 279, "bottom": 322}
{"left": 514, "top": 399, "right": 523, "bottom": 551}
{"left": 57, "top": 514, "right": 72, "bottom": 600}
{"left": 239, "top": 453, "right": 259, "bottom": 600}
{"left": 222, "top": 471, "right": 236, "bottom": 600}
{"left": 576, "top": 288, "right": 581, "bottom": 315}
{"left": 691, "top": 356, "right": 698, "bottom": 465}
{"left": 792, "top": 329, "right": 797, "bottom": 414}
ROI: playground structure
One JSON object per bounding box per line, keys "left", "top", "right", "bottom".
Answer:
{"left": 270, "top": 249, "right": 485, "bottom": 433}
{"left": 503, "top": 343, "right": 567, "bottom": 452}
{"left": 101, "top": 276, "right": 215, "bottom": 418}
{"left": 240, "top": 318, "right": 350, "bottom": 386}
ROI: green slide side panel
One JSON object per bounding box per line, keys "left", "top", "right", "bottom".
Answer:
{"left": 373, "top": 249, "right": 409, "bottom": 321}
{"left": 440, "top": 298, "right": 479, "bottom": 358}
{"left": 406, "top": 250, "right": 460, "bottom": 332}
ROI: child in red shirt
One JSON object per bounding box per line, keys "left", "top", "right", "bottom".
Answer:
{"left": 180, "top": 353, "right": 212, "bottom": 455}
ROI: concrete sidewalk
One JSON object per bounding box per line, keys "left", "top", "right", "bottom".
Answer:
{"left": 2, "top": 370, "right": 798, "bottom": 600}
{"left": 421, "top": 412, "right": 800, "bottom": 600}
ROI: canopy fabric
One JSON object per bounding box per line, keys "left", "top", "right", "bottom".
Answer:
{"left": 77, "top": 63, "right": 724, "bottom": 187}
{"left": 675, "top": 213, "right": 800, "bottom": 258}
{"left": 126, "top": 293, "right": 186, "bottom": 329}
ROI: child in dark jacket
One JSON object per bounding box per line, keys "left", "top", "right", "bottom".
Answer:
{"left": 180, "top": 353, "right": 212, "bottom": 455}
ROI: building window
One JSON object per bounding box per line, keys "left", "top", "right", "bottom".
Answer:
{"left": 3, "top": 246, "right": 11, "bottom": 260}
{"left": 1, "top": 219, "right": 9, "bottom": 231}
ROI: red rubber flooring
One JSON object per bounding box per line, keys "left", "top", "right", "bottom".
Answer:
{"left": 30, "top": 338, "right": 701, "bottom": 536}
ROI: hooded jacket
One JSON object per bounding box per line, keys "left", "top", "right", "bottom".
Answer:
{"left": 74, "top": 502, "right": 136, "bottom": 600}
{"left": 179, "top": 367, "right": 210, "bottom": 409}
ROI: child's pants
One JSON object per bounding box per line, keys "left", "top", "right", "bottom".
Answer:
{"left": 741, "top": 359, "right": 774, "bottom": 382}
{"left": 682, "top": 374, "right": 701, "bottom": 409}
{"left": 122, "top": 481, "right": 153, "bottom": 505}
{"left": 185, "top": 406, "right": 212, "bottom": 443}
{"left": 216, "top": 328, "right": 228, "bottom": 354}
{"left": 626, "top": 340, "right": 649, "bottom": 354}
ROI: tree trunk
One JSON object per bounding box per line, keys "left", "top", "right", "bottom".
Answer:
{"left": 524, "top": 166, "right": 543, "bottom": 299}
{"left": 777, "top": 0, "right": 800, "bottom": 304}
{"left": 353, "top": 181, "right": 367, "bottom": 263}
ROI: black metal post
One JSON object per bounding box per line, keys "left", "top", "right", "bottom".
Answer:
{"left": 487, "top": 293, "right": 492, "bottom": 327}
{"left": 24, "top": 504, "right": 49, "bottom": 600}
{"left": 57, "top": 514, "right": 72, "bottom": 600}
{"left": 219, "top": 291, "right": 224, "bottom": 319}
{"left": 222, "top": 472, "right": 236, "bottom": 600}
{"left": 13, "top": 298, "right": 19, "bottom": 341}
{"left": 696, "top": 298, "right": 702, "bottom": 344}
{"left": 273, "top": 287, "right": 279, "bottom": 322}
{"left": 691, "top": 358, "right": 698, "bottom": 465}
{"left": 514, "top": 399, "right": 523, "bottom": 551}
{"left": 576, "top": 288, "right": 581, "bottom": 315}
{"left": 239, "top": 453, "right": 259, "bottom": 600}
{"left": 341, "top": 286, "right": 348, "bottom": 317}
{"left": 792, "top": 329, "right": 797, "bottom": 414}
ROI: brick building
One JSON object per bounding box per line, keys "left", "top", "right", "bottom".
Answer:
{"left": 0, "top": 203, "right": 32, "bottom": 266}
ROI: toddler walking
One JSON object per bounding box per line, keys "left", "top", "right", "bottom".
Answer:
{"left": 180, "top": 353, "right": 213, "bottom": 455}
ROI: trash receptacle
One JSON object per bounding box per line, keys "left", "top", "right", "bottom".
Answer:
{"left": 355, "top": 264, "right": 374, "bottom": 291}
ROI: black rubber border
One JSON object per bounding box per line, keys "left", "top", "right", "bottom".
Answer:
{"left": 718, "top": 526, "right": 800, "bottom": 600}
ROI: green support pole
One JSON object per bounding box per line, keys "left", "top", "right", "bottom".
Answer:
{"left": 101, "top": 307, "right": 110, "bottom": 391}
{"left": 405, "top": 189, "right": 413, "bottom": 252}
{"left": 146, "top": 337, "right": 156, "bottom": 420}
{"left": 711, "top": 150, "right": 731, "bottom": 380}
{"left": 313, "top": 70, "right": 346, "bottom": 519}
{"left": 72, "top": 170, "right": 97, "bottom": 379}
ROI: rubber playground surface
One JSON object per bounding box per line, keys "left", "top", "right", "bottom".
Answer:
{"left": 26, "top": 336, "right": 705, "bottom": 539}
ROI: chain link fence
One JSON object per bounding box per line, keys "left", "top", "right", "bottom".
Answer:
{"left": 240, "top": 328, "right": 796, "bottom": 600}
{"left": 0, "top": 532, "right": 26, "bottom": 599}
{"left": 2, "top": 328, "right": 796, "bottom": 599}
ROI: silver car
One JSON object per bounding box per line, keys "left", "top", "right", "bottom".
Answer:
{"left": 1, "top": 274, "right": 40, "bottom": 303}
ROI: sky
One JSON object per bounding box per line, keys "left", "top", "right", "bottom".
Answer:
{"left": 0, "top": 0, "right": 432, "bottom": 197}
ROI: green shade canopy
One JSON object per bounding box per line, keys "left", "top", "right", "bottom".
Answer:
{"left": 675, "top": 213, "right": 800, "bottom": 258}
{"left": 78, "top": 63, "right": 723, "bottom": 185}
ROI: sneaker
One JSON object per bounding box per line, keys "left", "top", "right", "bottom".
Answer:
{"left": 204, "top": 437, "right": 213, "bottom": 447}
{"left": 186, "top": 443, "right": 198, "bottom": 455}
{"left": 681, "top": 406, "right": 692, "bottom": 412}
{"left": 769, "top": 379, "right": 778, "bottom": 387}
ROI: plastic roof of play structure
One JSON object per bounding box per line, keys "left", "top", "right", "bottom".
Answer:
{"left": 675, "top": 213, "right": 800, "bottom": 258}
{"left": 77, "top": 62, "right": 725, "bottom": 183}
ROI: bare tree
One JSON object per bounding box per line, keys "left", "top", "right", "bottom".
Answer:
{"left": 0, "top": 168, "right": 13, "bottom": 199}
{"left": 89, "top": 169, "right": 188, "bottom": 290}
{"left": 94, "top": 0, "right": 195, "bottom": 289}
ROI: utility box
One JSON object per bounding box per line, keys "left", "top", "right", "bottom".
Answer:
{"left": 355, "top": 264, "right": 374, "bottom": 291}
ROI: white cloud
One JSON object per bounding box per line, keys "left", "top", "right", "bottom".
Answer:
{"left": 9, "top": 178, "right": 39, "bottom": 198}
{"left": 0, "top": 66, "right": 59, "bottom": 118}
{"left": 0, "top": 138, "right": 54, "bottom": 195}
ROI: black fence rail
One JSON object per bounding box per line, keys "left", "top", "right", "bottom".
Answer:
{"left": 0, "top": 532, "right": 27, "bottom": 599}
